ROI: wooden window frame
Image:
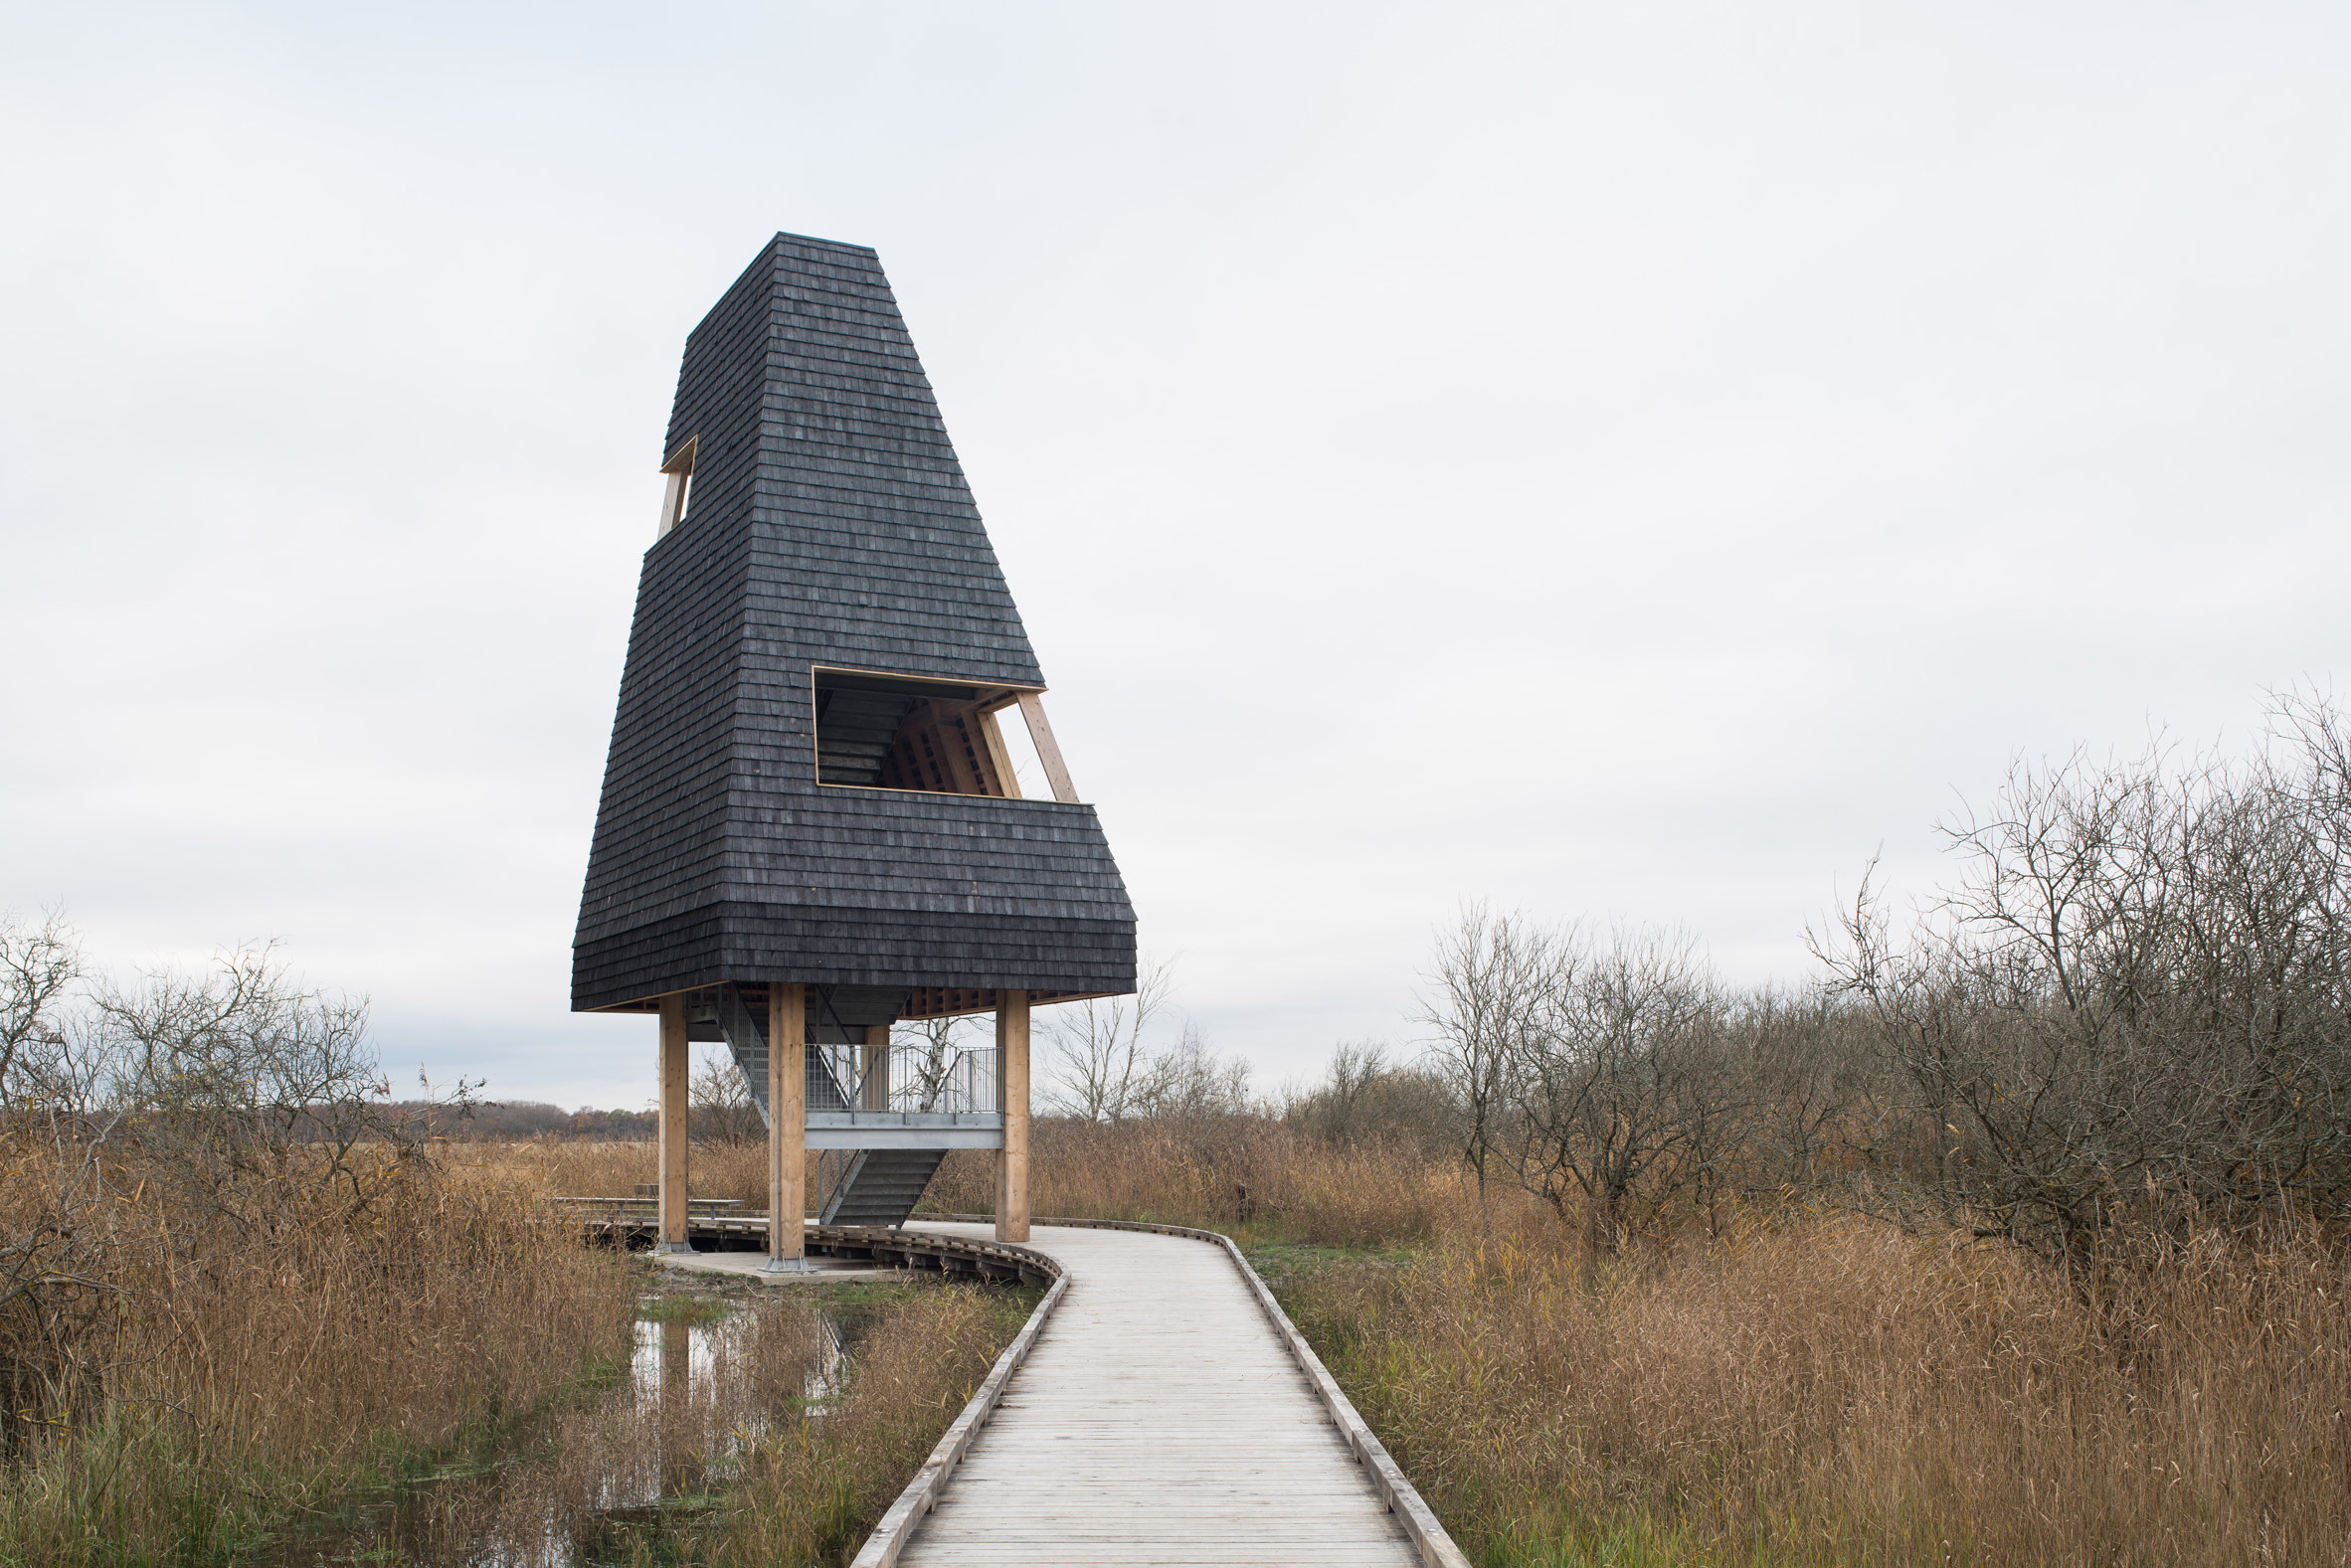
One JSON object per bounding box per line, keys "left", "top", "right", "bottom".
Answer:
{"left": 655, "top": 436, "right": 697, "bottom": 538}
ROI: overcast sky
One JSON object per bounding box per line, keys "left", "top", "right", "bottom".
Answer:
{"left": 4, "top": 2, "right": 2347, "bottom": 1107}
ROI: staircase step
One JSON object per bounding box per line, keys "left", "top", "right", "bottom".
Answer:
{"left": 818, "top": 1147, "right": 950, "bottom": 1227}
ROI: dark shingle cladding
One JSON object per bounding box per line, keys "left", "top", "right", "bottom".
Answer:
{"left": 571, "top": 233, "right": 1137, "bottom": 1013}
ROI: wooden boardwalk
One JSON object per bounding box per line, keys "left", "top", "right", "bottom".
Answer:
{"left": 893, "top": 1222, "right": 1423, "bottom": 1567}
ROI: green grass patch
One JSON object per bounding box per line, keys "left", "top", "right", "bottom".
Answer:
{"left": 634, "top": 1295, "right": 735, "bottom": 1326}
{"left": 1241, "top": 1234, "right": 1423, "bottom": 1292}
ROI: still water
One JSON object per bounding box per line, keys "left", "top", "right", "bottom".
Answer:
{"left": 279, "top": 1298, "right": 857, "bottom": 1567}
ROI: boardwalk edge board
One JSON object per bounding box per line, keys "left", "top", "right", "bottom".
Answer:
{"left": 865, "top": 1216, "right": 1475, "bottom": 1568}
{"left": 552, "top": 1204, "right": 1061, "bottom": 1287}
{"left": 849, "top": 1238, "right": 1070, "bottom": 1568}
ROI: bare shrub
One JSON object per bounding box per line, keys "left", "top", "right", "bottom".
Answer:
{"left": 1713, "top": 986, "right": 1873, "bottom": 1196}
{"left": 1420, "top": 912, "right": 1835, "bottom": 1248}
{"left": 1127, "top": 1022, "right": 1251, "bottom": 1122}
{"left": 0, "top": 931, "right": 633, "bottom": 1558}
{"left": 1039, "top": 956, "right": 1175, "bottom": 1120}
{"left": 1284, "top": 1041, "right": 1463, "bottom": 1156}
{"left": 1820, "top": 700, "right": 2351, "bottom": 1258}
{"left": 893, "top": 1012, "right": 980, "bottom": 1112}
{"left": 0, "top": 909, "right": 81, "bottom": 1109}
{"left": 1495, "top": 927, "right": 1730, "bottom": 1248}
{"left": 83, "top": 944, "right": 482, "bottom": 1231}
{"left": 1416, "top": 904, "right": 1557, "bottom": 1207}
{"left": 690, "top": 1043, "right": 762, "bottom": 1146}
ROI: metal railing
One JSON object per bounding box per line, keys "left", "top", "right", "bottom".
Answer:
{"left": 808, "top": 1040, "right": 997, "bottom": 1117}
{"left": 693, "top": 984, "right": 1001, "bottom": 1124}
{"left": 809, "top": 1042, "right": 996, "bottom": 1218}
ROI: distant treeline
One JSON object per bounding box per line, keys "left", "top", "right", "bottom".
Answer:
{"left": 382, "top": 1100, "right": 656, "bottom": 1141}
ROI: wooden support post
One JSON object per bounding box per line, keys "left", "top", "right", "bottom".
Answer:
{"left": 656, "top": 993, "right": 691, "bottom": 1253}
{"left": 995, "top": 989, "right": 1030, "bottom": 1244}
{"left": 862, "top": 1023, "right": 891, "bottom": 1111}
{"left": 1014, "top": 692, "right": 1079, "bottom": 803}
{"left": 976, "top": 704, "right": 1022, "bottom": 798}
{"left": 766, "top": 981, "right": 811, "bottom": 1272}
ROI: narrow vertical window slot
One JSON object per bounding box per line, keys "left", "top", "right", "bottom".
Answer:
{"left": 655, "top": 436, "right": 697, "bottom": 538}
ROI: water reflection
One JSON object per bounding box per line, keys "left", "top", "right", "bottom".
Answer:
{"left": 280, "top": 1295, "right": 860, "bottom": 1567}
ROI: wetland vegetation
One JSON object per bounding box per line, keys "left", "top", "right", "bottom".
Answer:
{"left": 0, "top": 931, "right": 1033, "bottom": 1568}
{"left": 931, "top": 698, "right": 2351, "bottom": 1567}
{"left": 274, "top": 1272, "right": 1032, "bottom": 1568}
{"left": 11, "top": 695, "right": 2351, "bottom": 1565}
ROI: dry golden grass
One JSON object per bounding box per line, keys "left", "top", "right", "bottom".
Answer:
{"left": 0, "top": 1132, "right": 636, "bottom": 1565}
{"left": 924, "top": 1116, "right": 1450, "bottom": 1244}
{"left": 488, "top": 1112, "right": 1445, "bottom": 1243}
{"left": 683, "top": 1280, "right": 1034, "bottom": 1564}
{"left": 480, "top": 1136, "right": 797, "bottom": 1209}
{"left": 1289, "top": 1215, "right": 2351, "bottom": 1567}
{"left": 1, "top": 1124, "right": 1036, "bottom": 1567}
{"left": 921, "top": 1116, "right": 2351, "bottom": 1568}
{"left": 313, "top": 1275, "right": 1033, "bottom": 1568}
{"left": 239, "top": 1113, "right": 2351, "bottom": 1565}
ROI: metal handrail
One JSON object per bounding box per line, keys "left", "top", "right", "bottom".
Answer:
{"left": 812, "top": 1040, "right": 997, "bottom": 1117}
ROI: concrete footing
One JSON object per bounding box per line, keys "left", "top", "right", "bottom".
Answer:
{"left": 655, "top": 1250, "right": 900, "bottom": 1284}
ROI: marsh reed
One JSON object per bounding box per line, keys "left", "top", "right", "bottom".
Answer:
{"left": 0, "top": 1132, "right": 635, "bottom": 1565}
{"left": 1287, "top": 1213, "right": 2351, "bottom": 1567}
{"left": 908, "top": 1110, "right": 2351, "bottom": 1568}
{"left": 676, "top": 1281, "right": 1033, "bottom": 1564}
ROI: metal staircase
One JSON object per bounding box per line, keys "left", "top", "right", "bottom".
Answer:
{"left": 818, "top": 1147, "right": 951, "bottom": 1227}
{"left": 690, "top": 983, "right": 954, "bottom": 1228}
{"left": 701, "top": 984, "right": 852, "bottom": 1122}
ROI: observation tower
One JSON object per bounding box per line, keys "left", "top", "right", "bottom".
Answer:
{"left": 572, "top": 232, "right": 1136, "bottom": 1265}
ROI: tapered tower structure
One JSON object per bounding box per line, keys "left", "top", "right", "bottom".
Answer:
{"left": 574, "top": 233, "right": 1136, "bottom": 1263}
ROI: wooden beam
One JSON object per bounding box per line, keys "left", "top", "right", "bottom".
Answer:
{"left": 654, "top": 469, "right": 687, "bottom": 538}
{"left": 767, "top": 980, "right": 811, "bottom": 1272}
{"left": 896, "top": 985, "right": 1117, "bottom": 1020}
{"left": 928, "top": 701, "right": 988, "bottom": 795}
{"left": 976, "top": 705, "right": 1022, "bottom": 798}
{"left": 995, "top": 989, "right": 1030, "bottom": 1244}
{"left": 656, "top": 994, "right": 691, "bottom": 1253}
{"left": 951, "top": 707, "right": 1005, "bottom": 796}
{"left": 1014, "top": 692, "right": 1078, "bottom": 803}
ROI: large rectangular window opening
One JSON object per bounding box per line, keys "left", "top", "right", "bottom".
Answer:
{"left": 813, "top": 667, "right": 1062, "bottom": 798}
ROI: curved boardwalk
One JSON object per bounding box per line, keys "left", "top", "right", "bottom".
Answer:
{"left": 897, "top": 1222, "right": 1421, "bottom": 1566}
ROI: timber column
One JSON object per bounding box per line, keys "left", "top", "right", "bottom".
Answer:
{"left": 995, "top": 988, "right": 1030, "bottom": 1243}
{"left": 656, "top": 992, "right": 691, "bottom": 1253}
{"left": 765, "top": 982, "right": 811, "bottom": 1272}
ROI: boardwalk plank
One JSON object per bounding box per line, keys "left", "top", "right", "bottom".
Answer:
{"left": 893, "top": 1223, "right": 1419, "bottom": 1567}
